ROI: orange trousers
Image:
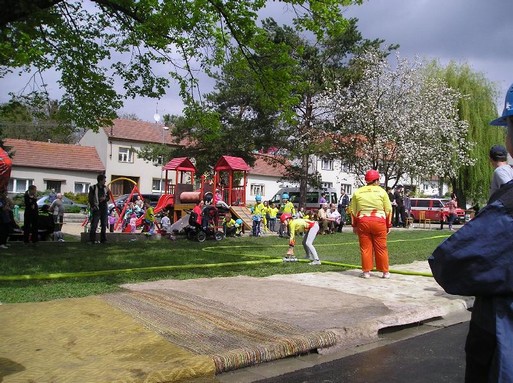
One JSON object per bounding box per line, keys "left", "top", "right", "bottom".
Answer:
{"left": 356, "top": 218, "right": 389, "bottom": 273}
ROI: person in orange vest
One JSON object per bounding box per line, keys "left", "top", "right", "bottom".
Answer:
{"left": 349, "top": 169, "right": 393, "bottom": 279}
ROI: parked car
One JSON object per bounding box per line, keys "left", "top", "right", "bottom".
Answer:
{"left": 108, "top": 193, "right": 161, "bottom": 213}
{"left": 409, "top": 197, "right": 465, "bottom": 223}
{"left": 269, "top": 187, "right": 338, "bottom": 211}
{"left": 36, "top": 195, "right": 87, "bottom": 212}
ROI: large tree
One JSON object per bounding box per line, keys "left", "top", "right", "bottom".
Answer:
{"left": 155, "top": 18, "right": 390, "bottom": 205}
{"left": 425, "top": 61, "right": 504, "bottom": 207}
{"left": 0, "top": 92, "right": 75, "bottom": 143}
{"left": 319, "top": 51, "right": 475, "bottom": 188}
{"left": 0, "top": 0, "right": 361, "bottom": 131}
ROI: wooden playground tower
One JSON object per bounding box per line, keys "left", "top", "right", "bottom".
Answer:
{"left": 162, "top": 155, "right": 250, "bottom": 222}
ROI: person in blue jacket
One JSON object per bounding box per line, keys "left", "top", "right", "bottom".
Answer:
{"left": 429, "top": 83, "right": 513, "bottom": 383}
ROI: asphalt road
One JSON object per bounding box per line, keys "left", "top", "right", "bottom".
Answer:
{"left": 257, "top": 322, "right": 469, "bottom": 383}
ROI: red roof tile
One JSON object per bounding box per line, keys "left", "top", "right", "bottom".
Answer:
{"left": 103, "top": 119, "right": 178, "bottom": 145}
{"left": 162, "top": 157, "right": 196, "bottom": 172}
{"left": 215, "top": 155, "right": 251, "bottom": 171}
{"left": 4, "top": 139, "right": 104, "bottom": 172}
{"left": 249, "top": 154, "right": 288, "bottom": 177}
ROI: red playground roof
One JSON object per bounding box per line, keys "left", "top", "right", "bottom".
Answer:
{"left": 215, "top": 155, "right": 250, "bottom": 171}
{"left": 162, "top": 157, "right": 197, "bottom": 172}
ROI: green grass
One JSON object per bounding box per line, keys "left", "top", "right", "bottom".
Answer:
{"left": 0, "top": 230, "right": 449, "bottom": 303}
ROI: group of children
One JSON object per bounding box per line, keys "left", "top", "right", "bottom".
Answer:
{"left": 108, "top": 197, "right": 156, "bottom": 234}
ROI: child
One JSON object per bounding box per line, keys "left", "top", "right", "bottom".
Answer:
{"left": 280, "top": 213, "right": 321, "bottom": 265}
{"left": 108, "top": 211, "right": 117, "bottom": 233}
{"left": 222, "top": 212, "right": 237, "bottom": 237}
{"left": 160, "top": 212, "right": 171, "bottom": 234}
{"left": 129, "top": 213, "right": 137, "bottom": 233}
{"left": 252, "top": 195, "right": 266, "bottom": 237}
{"left": 234, "top": 218, "right": 243, "bottom": 236}
{"left": 268, "top": 203, "right": 279, "bottom": 232}
{"left": 143, "top": 201, "right": 155, "bottom": 233}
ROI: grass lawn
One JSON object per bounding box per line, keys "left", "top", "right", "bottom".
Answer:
{"left": 0, "top": 230, "right": 450, "bottom": 303}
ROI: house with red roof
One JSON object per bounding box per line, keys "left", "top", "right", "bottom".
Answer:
{"left": 3, "top": 117, "right": 360, "bottom": 204}
{"left": 4, "top": 138, "right": 104, "bottom": 195}
{"left": 79, "top": 118, "right": 178, "bottom": 196}
{"left": 78, "top": 119, "right": 290, "bottom": 201}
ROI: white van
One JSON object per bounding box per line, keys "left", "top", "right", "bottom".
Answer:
{"left": 269, "top": 187, "right": 338, "bottom": 210}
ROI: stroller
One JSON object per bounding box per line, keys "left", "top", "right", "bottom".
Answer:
{"left": 185, "top": 205, "right": 224, "bottom": 242}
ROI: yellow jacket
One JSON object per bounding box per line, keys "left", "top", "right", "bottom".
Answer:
{"left": 288, "top": 218, "right": 316, "bottom": 246}
{"left": 349, "top": 185, "right": 392, "bottom": 227}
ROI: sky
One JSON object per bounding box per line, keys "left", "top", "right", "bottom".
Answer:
{"left": 1, "top": 0, "right": 512, "bottom": 123}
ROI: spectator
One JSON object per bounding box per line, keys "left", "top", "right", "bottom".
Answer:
{"left": 429, "top": 82, "right": 513, "bottom": 382}
{"left": 393, "top": 185, "right": 405, "bottom": 227}
{"left": 88, "top": 174, "right": 111, "bottom": 244}
{"left": 328, "top": 203, "right": 341, "bottom": 233}
{"left": 404, "top": 191, "right": 412, "bottom": 227}
{"left": 319, "top": 193, "right": 327, "bottom": 206}
{"left": 317, "top": 203, "right": 330, "bottom": 234}
{"left": 23, "top": 185, "right": 39, "bottom": 244}
{"left": 489, "top": 144, "right": 513, "bottom": 196}
{"left": 49, "top": 193, "right": 65, "bottom": 241}
{"left": 337, "top": 191, "right": 350, "bottom": 232}
{"left": 48, "top": 188, "right": 57, "bottom": 203}
{"left": 0, "top": 190, "right": 12, "bottom": 248}
{"left": 445, "top": 194, "right": 458, "bottom": 231}
{"left": 350, "top": 169, "right": 393, "bottom": 279}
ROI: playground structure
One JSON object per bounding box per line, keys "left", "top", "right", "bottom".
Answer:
{"left": 0, "top": 148, "right": 12, "bottom": 192}
{"left": 109, "top": 155, "right": 253, "bottom": 233}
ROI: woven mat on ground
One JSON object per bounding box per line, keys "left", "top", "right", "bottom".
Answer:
{"left": 103, "top": 289, "right": 337, "bottom": 373}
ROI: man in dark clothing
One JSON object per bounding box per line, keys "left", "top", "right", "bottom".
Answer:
{"left": 393, "top": 186, "right": 405, "bottom": 227}
{"left": 430, "top": 82, "right": 513, "bottom": 382}
{"left": 337, "top": 191, "right": 350, "bottom": 232}
{"left": 23, "top": 184, "right": 39, "bottom": 243}
{"left": 88, "top": 174, "right": 111, "bottom": 244}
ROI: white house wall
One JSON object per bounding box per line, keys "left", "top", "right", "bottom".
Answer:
{"left": 80, "top": 131, "right": 167, "bottom": 194}
{"left": 246, "top": 175, "right": 283, "bottom": 203}
{"left": 10, "top": 167, "right": 97, "bottom": 194}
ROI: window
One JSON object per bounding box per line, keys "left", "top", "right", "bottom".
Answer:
{"left": 8, "top": 178, "right": 33, "bottom": 193}
{"left": 341, "top": 163, "right": 353, "bottom": 173}
{"left": 152, "top": 178, "right": 164, "bottom": 193}
{"left": 74, "top": 182, "right": 90, "bottom": 194}
{"left": 340, "top": 183, "right": 352, "bottom": 195}
{"left": 321, "top": 158, "right": 334, "bottom": 171}
{"left": 321, "top": 182, "right": 333, "bottom": 189}
{"left": 46, "top": 180, "right": 62, "bottom": 193}
{"left": 118, "top": 147, "right": 134, "bottom": 163}
{"left": 250, "top": 184, "right": 265, "bottom": 196}
{"left": 416, "top": 200, "right": 430, "bottom": 208}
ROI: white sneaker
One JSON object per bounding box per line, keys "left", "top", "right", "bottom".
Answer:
{"left": 0, "top": 244, "right": 8, "bottom": 249}
{"left": 309, "top": 259, "right": 321, "bottom": 265}
{"left": 58, "top": 239, "right": 65, "bottom": 242}
{"left": 382, "top": 272, "right": 391, "bottom": 279}
{"left": 360, "top": 271, "right": 371, "bottom": 279}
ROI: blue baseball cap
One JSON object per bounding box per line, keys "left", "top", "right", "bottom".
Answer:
{"left": 490, "top": 83, "right": 513, "bottom": 126}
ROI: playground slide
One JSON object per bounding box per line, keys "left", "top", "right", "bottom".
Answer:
{"left": 229, "top": 206, "right": 252, "bottom": 231}
{"left": 154, "top": 194, "right": 175, "bottom": 214}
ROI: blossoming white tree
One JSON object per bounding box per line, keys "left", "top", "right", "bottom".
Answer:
{"left": 318, "top": 51, "right": 475, "bottom": 187}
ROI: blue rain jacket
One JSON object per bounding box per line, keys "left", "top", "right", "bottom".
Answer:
{"left": 429, "top": 181, "right": 513, "bottom": 382}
